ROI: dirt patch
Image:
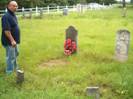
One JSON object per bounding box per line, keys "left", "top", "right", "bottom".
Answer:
{"left": 39, "top": 59, "right": 69, "bottom": 68}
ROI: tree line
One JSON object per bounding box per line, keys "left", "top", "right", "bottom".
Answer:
{"left": 0, "top": 0, "right": 132, "bottom": 9}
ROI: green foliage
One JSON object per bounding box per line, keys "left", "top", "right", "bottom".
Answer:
{"left": 86, "top": 0, "right": 116, "bottom": 4}
{"left": 0, "top": 0, "right": 8, "bottom": 9}
{"left": 68, "top": 0, "right": 77, "bottom": 5}
{"left": 0, "top": 0, "right": 8, "bottom": 3}
{"left": 16, "top": 0, "right": 44, "bottom": 8}
{"left": 100, "top": 0, "right": 116, "bottom": 5}
{"left": 0, "top": 8, "right": 133, "bottom": 99}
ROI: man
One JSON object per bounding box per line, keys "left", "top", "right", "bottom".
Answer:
{"left": 1, "top": 1, "right": 20, "bottom": 74}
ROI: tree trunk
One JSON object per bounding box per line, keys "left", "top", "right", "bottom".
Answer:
{"left": 123, "top": 0, "right": 126, "bottom": 8}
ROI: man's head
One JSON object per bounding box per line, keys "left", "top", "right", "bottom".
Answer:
{"left": 7, "top": 1, "right": 18, "bottom": 12}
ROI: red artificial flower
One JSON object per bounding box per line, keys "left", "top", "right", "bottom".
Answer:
{"left": 64, "top": 38, "right": 77, "bottom": 56}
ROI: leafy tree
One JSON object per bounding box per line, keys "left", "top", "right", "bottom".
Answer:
{"left": 78, "top": 0, "right": 87, "bottom": 4}
{"left": 122, "top": 0, "right": 126, "bottom": 7}
{"left": 43, "top": 0, "right": 68, "bottom": 6}
{"left": 0, "top": 0, "right": 8, "bottom": 9}
{"left": 19, "top": 0, "right": 43, "bottom": 7}
{"left": 68, "top": 0, "right": 77, "bottom": 5}
{"left": 100, "top": 0, "right": 116, "bottom": 5}
{"left": 86, "top": 0, "right": 116, "bottom": 5}
{"left": 86, "top": 0, "right": 100, "bottom": 3}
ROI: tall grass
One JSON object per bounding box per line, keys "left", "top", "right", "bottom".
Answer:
{"left": 0, "top": 8, "right": 133, "bottom": 99}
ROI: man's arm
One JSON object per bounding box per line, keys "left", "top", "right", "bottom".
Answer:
{"left": 2, "top": 15, "right": 16, "bottom": 47}
{"left": 5, "top": 30, "right": 16, "bottom": 47}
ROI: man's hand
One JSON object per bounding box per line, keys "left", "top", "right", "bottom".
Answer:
{"left": 5, "top": 31, "right": 16, "bottom": 47}
{"left": 11, "top": 40, "right": 16, "bottom": 47}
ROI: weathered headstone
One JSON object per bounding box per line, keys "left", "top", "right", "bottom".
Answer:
{"left": 63, "top": 8, "right": 68, "bottom": 16}
{"left": 86, "top": 87, "right": 100, "bottom": 99}
{"left": 39, "top": 8, "right": 43, "bottom": 18}
{"left": 29, "top": 8, "right": 32, "bottom": 19}
{"left": 16, "top": 70, "right": 24, "bottom": 84}
{"left": 22, "top": 7, "right": 25, "bottom": 18}
{"left": 35, "top": 6, "right": 39, "bottom": 16}
{"left": 64, "top": 26, "right": 78, "bottom": 55}
{"left": 66, "top": 26, "right": 78, "bottom": 47}
{"left": 122, "top": 7, "right": 127, "bottom": 17}
{"left": 115, "top": 29, "right": 130, "bottom": 62}
{"left": 22, "top": 8, "right": 32, "bottom": 19}
{"left": 80, "top": 5, "right": 84, "bottom": 13}
{"left": 34, "top": 8, "right": 43, "bottom": 19}
{"left": 76, "top": 4, "right": 81, "bottom": 13}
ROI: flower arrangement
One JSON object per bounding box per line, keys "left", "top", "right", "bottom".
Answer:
{"left": 64, "top": 38, "right": 77, "bottom": 56}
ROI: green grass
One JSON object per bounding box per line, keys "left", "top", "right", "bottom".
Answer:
{"left": 0, "top": 8, "right": 133, "bottom": 99}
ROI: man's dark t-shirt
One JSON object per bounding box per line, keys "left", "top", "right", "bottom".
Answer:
{"left": 1, "top": 9, "right": 20, "bottom": 46}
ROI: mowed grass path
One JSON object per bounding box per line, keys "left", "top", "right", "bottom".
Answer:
{"left": 0, "top": 8, "right": 133, "bottom": 99}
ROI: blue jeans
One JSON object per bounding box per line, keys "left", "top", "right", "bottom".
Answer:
{"left": 5, "top": 45, "right": 19, "bottom": 74}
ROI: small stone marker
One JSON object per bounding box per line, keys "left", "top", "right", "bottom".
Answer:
{"left": 115, "top": 29, "right": 130, "bottom": 62}
{"left": 66, "top": 26, "right": 78, "bottom": 46}
{"left": 16, "top": 70, "right": 24, "bottom": 84}
{"left": 86, "top": 87, "right": 100, "bottom": 99}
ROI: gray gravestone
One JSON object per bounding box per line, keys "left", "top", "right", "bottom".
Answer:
{"left": 22, "top": 7, "right": 25, "bottom": 18}
{"left": 29, "top": 8, "right": 32, "bottom": 19}
{"left": 66, "top": 26, "right": 78, "bottom": 46}
{"left": 86, "top": 87, "right": 100, "bottom": 99}
{"left": 22, "top": 8, "right": 32, "bottom": 19}
{"left": 122, "top": 7, "right": 127, "bottom": 17}
{"left": 34, "top": 8, "right": 43, "bottom": 19}
{"left": 39, "top": 8, "right": 43, "bottom": 18}
{"left": 16, "top": 70, "right": 24, "bottom": 84}
{"left": 63, "top": 8, "right": 68, "bottom": 16}
{"left": 76, "top": 4, "right": 81, "bottom": 13}
{"left": 115, "top": 29, "right": 130, "bottom": 62}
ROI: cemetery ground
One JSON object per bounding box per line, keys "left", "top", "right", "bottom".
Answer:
{"left": 0, "top": 8, "right": 133, "bottom": 99}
